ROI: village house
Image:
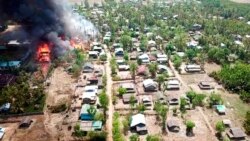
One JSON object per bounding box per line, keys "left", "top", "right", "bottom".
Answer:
{"left": 81, "top": 91, "right": 97, "bottom": 104}
{"left": 185, "top": 64, "right": 201, "bottom": 72}
{"left": 167, "top": 95, "right": 179, "bottom": 105}
{"left": 139, "top": 53, "right": 150, "bottom": 64}
{"left": 88, "top": 51, "right": 99, "bottom": 59}
{"left": 122, "top": 93, "right": 137, "bottom": 104}
{"left": 158, "top": 65, "right": 168, "bottom": 74}
{"left": 198, "top": 81, "right": 213, "bottom": 90}
{"left": 130, "top": 114, "right": 147, "bottom": 135}
{"left": 80, "top": 121, "right": 103, "bottom": 131}
{"left": 166, "top": 79, "right": 180, "bottom": 90}
{"left": 143, "top": 79, "right": 157, "bottom": 92}
{"left": 92, "top": 46, "right": 102, "bottom": 53}
{"left": 84, "top": 85, "right": 98, "bottom": 94}
{"left": 141, "top": 96, "right": 152, "bottom": 106}
{"left": 167, "top": 119, "right": 180, "bottom": 132}
{"left": 137, "top": 65, "right": 147, "bottom": 76}
{"left": 80, "top": 104, "right": 95, "bottom": 120}
{"left": 156, "top": 53, "right": 168, "bottom": 64}
{"left": 115, "top": 48, "right": 124, "bottom": 56}
{"left": 82, "top": 62, "right": 94, "bottom": 73}
{"left": 227, "top": 127, "right": 246, "bottom": 140}
{"left": 120, "top": 83, "right": 136, "bottom": 93}
{"left": 87, "top": 75, "right": 98, "bottom": 85}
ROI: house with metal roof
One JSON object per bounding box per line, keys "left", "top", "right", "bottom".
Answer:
{"left": 227, "top": 127, "right": 246, "bottom": 140}
{"left": 115, "top": 48, "right": 124, "bottom": 56}
{"left": 80, "top": 104, "right": 95, "bottom": 120}
{"left": 81, "top": 91, "right": 97, "bottom": 104}
{"left": 143, "top": 79, "right": 157, "bottom": 92}
{"left": 166, "top": 79, "right": 180, "bottom": 90}
{"left": 80, "top": 121, "right": 103, "bottom": 131}
{"left": 130, "top": 114, "right": 147, "bottom": 135}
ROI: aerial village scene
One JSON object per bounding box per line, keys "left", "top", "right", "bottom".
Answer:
{"left": 0, "top": 0, "right": 250, "bottom": 141}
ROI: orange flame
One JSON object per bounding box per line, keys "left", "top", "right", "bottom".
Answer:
{"left": 37, "top": 42, "right": 51, "bottom": 62}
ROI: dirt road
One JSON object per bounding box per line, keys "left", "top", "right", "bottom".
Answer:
{"left": 104, "top": 45, "right": 113, "bottom": 141}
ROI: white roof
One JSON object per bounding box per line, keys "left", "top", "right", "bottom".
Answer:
{"left": 247, "top": 21, "right": 250, "bottom": 25}
{"left": 92, "top": 42, "right": 101, "bottom": 46}
{"left": 157, "top": 54, "right": 167, "bottom": 58}
{"left": 89, "top": 51, "right": 99, "bottom": 55}
{"left": 118, "top": 65, "right": 129, "bottom": 69}
{"left": 85, "top": 85, "right": 98, "bottom": 92}
{"left": 82, "top": 91, "right": 96, "bottom": 99}
{"left": 115, "top": 48, "right": 123, "bottom": 53}
{"left": 168, "top": 80, "right": 180, "bottom": 85}
{"left": 93, "top": 46, "right": 102, "bottom": 50}
{"left": 157, "top": 58, "right": 167, "bottom": 62}
{"left": 130, "top": 114, "right": 146, "bottom": 127}
{"left": 139, "top": 54, "right": 149, "bottom": 59}
{"left": 143, "top": 79, "right": 156, "bottom": 87}
{"left": 186, "top": 64, "right": 201, "bottom": 69}
{"left": 142, "top": 96, "right": 151, "bottom": 102}
{"left": 116, "top": 59, "right": 125, "bottom": 63}
{"left": 158, "top": 65, "right": 168, "bottom": 70}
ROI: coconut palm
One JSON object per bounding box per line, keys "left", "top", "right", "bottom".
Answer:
{"left": 149, "top": 62, "right": 158, "bottom": 78}
{"left": 130, "top": 62, "right": 138, "bottom": 82}
{"left": 156, "top": 74, "right": 165, "bottom": 91}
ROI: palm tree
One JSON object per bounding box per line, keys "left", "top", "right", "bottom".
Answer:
{"left": 149, "top": 62, "right": 158, "bottom": 78}
{"left": 186, "top": 120, "right": 195, "bottom": 137}
{"left": 87, "top": 105, "right": 97, "bottom": 118}
{"left": 130, "top": 62, "right": 138, "bottom": 82}
{"left": 156, "top": 75, "right": 165, "bottom": 91}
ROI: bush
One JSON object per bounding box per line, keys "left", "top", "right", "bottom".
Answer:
{"left": 99, "top": 54, "right": 107, "bottom": 61}
{"left": 146, "top": 135, "right": 161, "bottom": 141}
{"left": 240, "top": 91, "right": 250, "bottom": 103}
{"left": 118, "top": 87, "right": 127, "bottom": 96}
{"left": 88, "top": 131, "right": 107, "bottom": 141}
{"left": 243, "top": 111, "right": 250, "bottom": 135}
{"left": 73, "top": 123, "right": 87, "bottom": 137}
{"left": 130, "top": 134, "right": 139, "bottom": 141}
{"left": 209, "top": 93, "right": 223, "bottom": 107}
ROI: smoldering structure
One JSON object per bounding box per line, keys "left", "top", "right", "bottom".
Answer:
{"left": 0, "top": 0, "right": 99, "bottom": 61}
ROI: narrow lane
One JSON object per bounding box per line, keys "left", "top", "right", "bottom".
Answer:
{"left": 104, "top": 45, "right": 113, "bottom": 141}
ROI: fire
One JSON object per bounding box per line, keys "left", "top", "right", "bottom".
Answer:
{"left": 37, "top": 42, "right": 51, "bottom": 62}
{"left": 70, "top": 37, "right": 89, "bottom": 50}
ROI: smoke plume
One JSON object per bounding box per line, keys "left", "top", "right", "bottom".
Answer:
{"left": 0, "top": 0, "right": 98, "bottom": 55}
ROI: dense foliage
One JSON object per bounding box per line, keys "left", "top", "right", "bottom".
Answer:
{"left": 217, "top": 63, "right": 250, "bottom": 102}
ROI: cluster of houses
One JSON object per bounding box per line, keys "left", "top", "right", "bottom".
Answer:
{"left": 78, "top": 43, "right": 105, "bottom": 132}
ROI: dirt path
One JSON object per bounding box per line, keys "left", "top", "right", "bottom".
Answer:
{"left": 168, "top": 60, "right": 216, "bottom": 137}
{"left": 104, "top": 45, "right": 113, "bottom": 141}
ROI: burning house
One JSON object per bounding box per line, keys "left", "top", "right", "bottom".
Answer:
{"left": 0, "top": 0, "right": 99, "bottom": 73}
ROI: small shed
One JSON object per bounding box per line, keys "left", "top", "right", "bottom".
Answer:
{"left": 19, "top": 117, "right": 33, "bottom": 128}
{"left": 167, "top": 119, "right": 180, "bottom": 132}
{"left": 198, "top": 81, "right": 213, "bottom": 90}
{"left": 89, "top": 51, "right": 99, "bottom": 59}
{"left": 82, "top": 62, "right": 94, "bottom": 73}
{"left": 122, "top": 94, "right": 137, "bottom": 104}
{"left": 115, "top": 48, "right": 124, "bottom": 56}
{"left": 166, "top": 79, "right": 180, "bottom": 90}
{"left": 223, "top": 119, "right": 232, "bottom": 128}
{"left": 142, "top": 96, "right": 152, "bottom": 106}
{"left": 216, "top": 105, "right": 226, "bottom": 115}
{"left": 120, "top": 83, "right": 135, "bottom": 93}
{"left": 167, "top": 95, "right": 179, "bottom": 105}
{"left": 185, "top": 64, "right": 201, "bottom": 72}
